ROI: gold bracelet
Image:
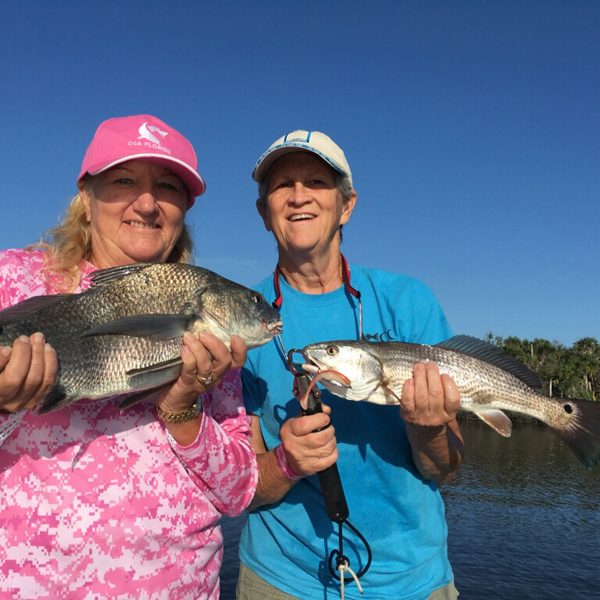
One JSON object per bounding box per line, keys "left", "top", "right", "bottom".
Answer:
{"left": 156, "top": 402, "right": 201, "bottom": 424}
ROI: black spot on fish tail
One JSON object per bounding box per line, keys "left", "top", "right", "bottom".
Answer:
{"left": 556, "top": 398, "right": 600, "bottom": 469}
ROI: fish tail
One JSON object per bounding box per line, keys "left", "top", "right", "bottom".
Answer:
{"left": 555, "top": 398, "right": 600, "bottom": 469}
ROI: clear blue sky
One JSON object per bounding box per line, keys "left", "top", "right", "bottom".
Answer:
{"left": 1, "top": 1, "right": 598, "bottom": 346}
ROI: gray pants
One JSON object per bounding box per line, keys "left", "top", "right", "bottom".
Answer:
{"left": 236, "top": 562, "right": 459, "bottom": 600}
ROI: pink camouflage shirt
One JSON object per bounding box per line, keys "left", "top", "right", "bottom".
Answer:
{"left": 0, "top": 249, "right": 258, "bottom": 599}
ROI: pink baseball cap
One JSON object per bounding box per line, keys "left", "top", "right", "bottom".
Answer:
{"left": 78, "top": 114, "right": 206, "bottom": 205}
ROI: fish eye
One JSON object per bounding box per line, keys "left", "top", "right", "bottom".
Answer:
{"left": 251, "top": 293, "right": 261, "bottom": 304}
{"left": 326, "top": 345, "right": 338, "bottom": 356}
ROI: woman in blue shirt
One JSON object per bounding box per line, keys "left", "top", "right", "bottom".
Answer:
{"left": 237, "top": 130, "right": 464, "bottom": 600}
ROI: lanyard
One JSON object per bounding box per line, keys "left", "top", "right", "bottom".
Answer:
{"left": 270, "top": 253, "right": 372, "bottom": 587}
{"left": 272, "top": 254, "right": 363, "bottom": 361}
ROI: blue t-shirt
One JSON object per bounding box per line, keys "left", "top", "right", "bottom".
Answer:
{"left": 239, "top": 264, "right": 454, "bottom": 600}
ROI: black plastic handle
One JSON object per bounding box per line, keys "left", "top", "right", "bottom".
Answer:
{"left": 316, "top": 462, "right": 349, "bottom": 523}
{"left": 295, "top": 375, "right": 350, "bottom": 523}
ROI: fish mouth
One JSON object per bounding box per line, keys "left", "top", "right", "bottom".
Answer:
{"left": 266, "top": 319, "right": 283, "bottom": 335}
{"left": 244, "top": 320, "right": 283, "bottom": 348}
{"left": 301, "top": 363, "right": 351, "bottom": 389}
{"left": 302, "top": 363, "right": 326, "bottom": 377}
{"left": 302, "top": 362, "right": 348, "bottom": 389}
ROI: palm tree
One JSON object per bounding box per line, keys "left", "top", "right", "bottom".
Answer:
{"left": 487, "top": 333, "right": 599, "bottom": 402}
{"left": 571, "top": 338, "right": 600, "bottom": 400}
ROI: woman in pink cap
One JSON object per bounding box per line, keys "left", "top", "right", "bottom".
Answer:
{"left": 0, "top": 115, "right": 257, "bottom": 599}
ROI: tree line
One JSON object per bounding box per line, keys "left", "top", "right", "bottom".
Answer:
{"left": 485, "top": 334, "right": 600, "bottom": 402}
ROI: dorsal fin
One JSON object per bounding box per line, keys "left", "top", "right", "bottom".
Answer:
{"left": 88, "top": 263, "right": 154, "bottom": 287}
{"left": 436, "top": 335, "right": 542, "bottom": 389}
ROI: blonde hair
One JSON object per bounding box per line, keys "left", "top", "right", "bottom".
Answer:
{"left": 32, "top": 192, "right": 193, "bottom": 293}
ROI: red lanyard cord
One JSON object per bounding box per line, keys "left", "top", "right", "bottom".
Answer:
{"left": 272, "top": 254, "right": 363, "bottom": 339}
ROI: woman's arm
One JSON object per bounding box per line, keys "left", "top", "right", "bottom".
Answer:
{"left": 248, "top": 407, "right": 337, "bottom": 510}
{"left": 400, "top": 362, "right": 465, "bottom": 484}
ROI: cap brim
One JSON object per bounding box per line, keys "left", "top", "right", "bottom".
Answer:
{"left": 252, "top": 144, "right": 347, "bottom": 183}
{"left": 80, "top": 153, "right": 206, "bottom": 205}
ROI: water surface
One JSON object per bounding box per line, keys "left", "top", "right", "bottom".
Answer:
{"left": 221, "top": 420, "right": 600, "bottom": 599}
{"left": 444, "top": 420, "right": 600, "bottom": 599}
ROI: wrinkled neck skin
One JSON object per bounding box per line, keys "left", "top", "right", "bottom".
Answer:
{"left": 276, "top": 237, "right": 344, "bottom": 295}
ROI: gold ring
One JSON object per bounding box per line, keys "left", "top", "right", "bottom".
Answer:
{"left": 197, "top": 373, "right": 214, "bottom": 386}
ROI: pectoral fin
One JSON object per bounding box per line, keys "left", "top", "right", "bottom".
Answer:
{"left": 473, "top": 409, "right": 513, "bottom": 437}
{"left": 125, "top": 357, "right": 183, "bottom": 391}
{"left": 118, "top": 384, "right": 171, "bottom": 410}
{"left": 381, "top": 383, "right": 402, "bottom": 405}
{"left": 37, "top": 383, "right": 73, "bottom": 414}
{"left": 83, "top": 315, "right": 192, "bottom": 340}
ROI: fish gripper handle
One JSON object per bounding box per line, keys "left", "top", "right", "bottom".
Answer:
{"left": 296, "top": 375, "right": 350, "bottom": 524}
{"left": 316, "top": 462, "right": 350, "bottom": 523}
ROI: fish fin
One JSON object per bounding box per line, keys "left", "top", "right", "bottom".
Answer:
{"left": 553, "top": 398, "right": 600, "bottom": 469}
{"left": 0, "top": 294, "right": 72, "bottom": 325}
{"left": 473, "top": 409, "right": 513, "bottom": 437}
{"left": 118, "top": 385, "right": 170, "bottom": 410}
{"left": 87, "top": 263, "right": 154, "bottom": 287}
{"left": 37, "top": 383, "right": 74, "bottom": 414}
{"left": 381, "top": 383, "right": 402, "bottom": 405}
{"left": 83, "top": 315, "right": 192, "bottom": 340}
{"left": 436, "top": 335, "right": 542, "bottom": 389}
{"left": 126, "top": 357, "right": 183, "bottom": 390}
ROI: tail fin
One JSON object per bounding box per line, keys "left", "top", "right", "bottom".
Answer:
{"left": 557, "top": 398, "right": 600, "bottom": 469}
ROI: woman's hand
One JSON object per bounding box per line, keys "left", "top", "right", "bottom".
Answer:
{"left": 156, "top": 332, "right": 247, "bottom": 415}
{"left": 278, "top": 404, "right": 338, "bottom": 477}
{"left": 400, "top": 362, "right": 464, "bottom": 482}
{"left": 0, "top": 333, "right": 58, "bottom": 412}
{"left": 400, "top": 362, "right": 460, "bottom": 429}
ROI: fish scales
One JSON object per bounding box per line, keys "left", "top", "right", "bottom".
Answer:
{"left": 377, "top": 343, "right": 570, "bottom": 427}
{"left": 60, "top": 334, "right": 184, "bottom": 399}
{"left": 303, "top": 337, "right": 600, "bottom": 468}
{"left": 0, "top": 263, "right": 282, "bottom": 412}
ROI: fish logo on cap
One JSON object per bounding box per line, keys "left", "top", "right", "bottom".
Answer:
{"left": 138, "top": 122, "right": 169, "bottom": 145}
